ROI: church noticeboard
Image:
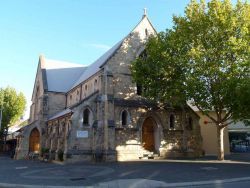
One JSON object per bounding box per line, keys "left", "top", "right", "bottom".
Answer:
{"left": 77, "top": 131, "right": 88, "bottom": 138}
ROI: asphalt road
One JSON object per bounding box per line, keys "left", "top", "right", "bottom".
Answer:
{"left": 1, "top": 154, "right": 250, "bottom": 187}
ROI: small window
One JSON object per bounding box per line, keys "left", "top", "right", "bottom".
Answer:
{"left": 187, "top": 117, "right": 193, "bottom": 130}
{"left": 139, "top": 50, "right": 147, "bottom": 60}
{"left": 94, "top": 79, "right": 98, "bottom": 91}
{"left": 70, "top": 95, "right": 72, "bottom": 100}
{"left": 83, "top": 108, "right": 90, "bottom": 125}
{"left": 145, "top": 28, "right": 148, "bottom": 36}
{"left": 136, "top": 83, "right": 142, "bottom": 96}
{"left": 77, "top": 90, "right": 79, "bottom": 95}
{"left": 170, "top": 114, "right": 175, "bottom": 129}
{"left": 121, "top": 110, "right": 128, "bottom": 126}
{"left": 85, "top": 85, "right": 88, "bottom": 90}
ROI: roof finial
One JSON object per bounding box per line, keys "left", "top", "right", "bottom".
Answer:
{"left": 143, "top": 8, "right": 147, "bottom": 17}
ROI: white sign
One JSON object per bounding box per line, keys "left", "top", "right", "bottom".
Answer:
{"left": 77, "top": 131, "right": 88, "bottom": 138}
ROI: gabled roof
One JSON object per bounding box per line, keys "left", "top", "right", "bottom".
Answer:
{"left": 70, "top": 15, "right": 157, "bottom": 90}
{"left": 40, "top": 56, "right": 87, "bottom": 92}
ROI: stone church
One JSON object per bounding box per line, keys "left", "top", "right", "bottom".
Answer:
{"left": 15, "top": 13, "right": 203, "bottom": 162}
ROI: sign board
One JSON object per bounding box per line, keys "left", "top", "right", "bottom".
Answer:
{"left": 77, "top": 131, "right": 88, "bottom": 138}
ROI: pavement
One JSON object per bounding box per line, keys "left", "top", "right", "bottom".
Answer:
{"left": 1, "top": 153, "right": 250, "bottom": 187}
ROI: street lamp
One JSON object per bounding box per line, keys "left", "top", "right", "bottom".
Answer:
{"left": 0, "top": 108, "right": 7, "bottom": 152}
{"left": 0, "top": 108, "right": 3, "bottom": 151}
{"left": 0, "top": 108, "right": 2, "bottom": 131}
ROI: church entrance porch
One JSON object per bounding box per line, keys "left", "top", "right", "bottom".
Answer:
{"left": 142, "top": 117, "right": 157, "bottom": 152}
{"left": 29, "top": 128, "right": 40, "bottom": 153}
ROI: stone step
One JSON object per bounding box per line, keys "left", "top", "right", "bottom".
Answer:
{"left": 139, "top": 153, "right": 160, "bottom": 160}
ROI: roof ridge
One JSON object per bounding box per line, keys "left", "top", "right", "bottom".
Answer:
{"left": 43, "top": 57, "right": 85, "bottom": 70}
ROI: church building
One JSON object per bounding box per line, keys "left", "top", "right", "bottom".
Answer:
{"left": 15, "top": 12, "right": 203, "bottom": 162}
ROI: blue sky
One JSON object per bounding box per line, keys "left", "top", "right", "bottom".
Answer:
{"left": 0, "top": 0, "right": 210, "bottom": 118}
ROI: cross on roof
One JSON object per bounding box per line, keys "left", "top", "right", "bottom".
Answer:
{"left": 143, "top": 8, "right": 147, "bottom": 16}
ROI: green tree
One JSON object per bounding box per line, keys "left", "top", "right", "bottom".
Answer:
{"left": 132, "top": 0, "right": 250, "bottom": 160}
{"left": 0, "top": 87, "right": 26, "bottom": 149}
{"left": 131, "top": 31, "right": 188, "bottom": 106}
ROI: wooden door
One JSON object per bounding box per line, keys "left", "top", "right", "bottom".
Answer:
{"left": 142, "top": 118, "right": 155, "bottom": 151}
{"left": 29, "top": 128, "right": 40, "bottom": 152}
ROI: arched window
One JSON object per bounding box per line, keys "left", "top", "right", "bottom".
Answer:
{"left": 57, "top": 124, "right": 60, "bottom": 135}
{"left": 139, "top": 50, "right": 147, "bottom": 60}
{"left": 121, "top": 110, "right": 130, "bottom": 127}
{"left": 136, "top": 83, "right": 142, "bottom": 95}
{"left": 94, "top": 79, "right": 98, "bottom": 91}
{"left": 83, "top": 108, "right": 90, "bottom": 125}
{"left": 187, "top": 117, "right": 193, "bottom": 130}
{"left": 122, "top": 111, "right": 127, "bottom": 126}
{"left": 170, "top": 114, "right": 175, "bottom": 129}
{"left": 84, "top": 85, "right": 88, "bottom": 98}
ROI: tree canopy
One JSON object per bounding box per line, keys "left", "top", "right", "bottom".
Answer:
{"left": 0, "top": 87, "right": 26, "bottom": 134}
{"left": 131, "top": 0, "right": 250, "bottom": 160}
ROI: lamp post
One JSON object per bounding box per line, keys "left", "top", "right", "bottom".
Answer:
{"left": 0, "top": 108, "right": 2, "bottom": 151}
{"left": 0, "top": 108, "right": 2, "bottom": 131}
{"left": 0, "top": 108, "right": 8, "bottom": 152}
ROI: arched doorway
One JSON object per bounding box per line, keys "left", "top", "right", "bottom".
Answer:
{"left": 142, "top": 118, "right": 156, "bottom": 152}
{"left": 29, "top": 128, "right": 40, "bottom": 152}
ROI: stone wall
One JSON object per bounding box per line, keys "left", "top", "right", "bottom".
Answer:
{"left": 112, "top": 106, "right": 203, "bottom": 161}
{"left": 67, "top": 86, "right": 81, "bottom": 107}
{"left": 67, "top": 75, "right": 100, "bottom": 108}
{"left": 47, "top": 92, "right": 66, "bottom": 116}
{"left": 64, "top": 93, "right": 98, "bottom": 162}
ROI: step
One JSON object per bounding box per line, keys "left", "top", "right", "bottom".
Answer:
{"left": 139, "top": 153, "right": 160, "bottom": 160}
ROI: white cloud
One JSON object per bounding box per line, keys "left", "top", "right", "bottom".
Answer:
{"left": 89, "top": 43, "right": 111, "bottom": 51}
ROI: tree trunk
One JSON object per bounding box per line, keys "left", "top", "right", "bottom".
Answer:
{"left": 217, "top": 126, "right": 225, "bottom": 160}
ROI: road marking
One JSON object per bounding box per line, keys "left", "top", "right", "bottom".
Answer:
{"left": 15, "top": 166, "right": 28, "bottom": 170}
{"left": 1, "top": 177, "right": 250, "bottom": 188}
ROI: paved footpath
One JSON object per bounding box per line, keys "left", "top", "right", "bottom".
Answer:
{"left": 1, "top": 154, "right": 250, "bottom": 187}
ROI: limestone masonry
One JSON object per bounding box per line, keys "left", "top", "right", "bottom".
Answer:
{"left": 15, "top": 14, "right": 203, "bottom": 162}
